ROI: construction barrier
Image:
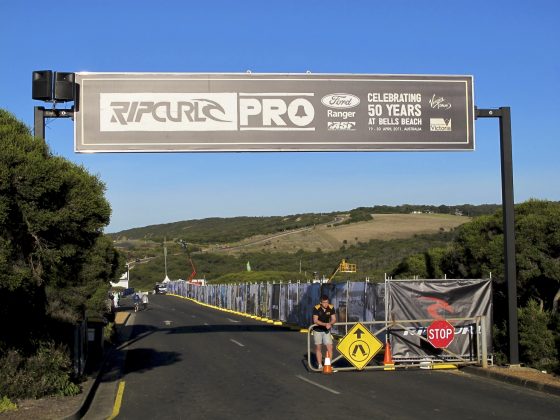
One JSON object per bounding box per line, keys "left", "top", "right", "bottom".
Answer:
{"left": 306, "top": 318, "right": 489, "bottom": 372}
{"left": 167, "top": 278, "right": 493, "bottom": 365}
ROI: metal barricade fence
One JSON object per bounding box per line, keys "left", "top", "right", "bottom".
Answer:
{"left": 167, "top": 279, "right": 492, "bottom": 368}
{"left": 306, "top": 317, "right": 488, "bottom": 372}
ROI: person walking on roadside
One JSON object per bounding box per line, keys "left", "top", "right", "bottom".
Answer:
{"left": 133, "top": 292, "right": 141, "bottom": 312}
{"left": 312, "top": 294, "right": 337, "bottom": 369}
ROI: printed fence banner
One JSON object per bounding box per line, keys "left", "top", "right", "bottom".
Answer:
{"left": 299, "top": 283, "right": 321, "bottom": 327}
{"left": 279, "top": 284, "right": 288, "bottom": 322}
{"left": 271, "top": 284, "right": 281, "bottom": 320}
{"left": 387, "top": 279, "right": 492, "bottom": 361}
{"left": 287, "top": 283, "right": 299, "bottom": 324}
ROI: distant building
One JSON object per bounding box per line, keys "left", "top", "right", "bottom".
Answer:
{"left": 110, "top": 271, "right": 129, "bottom": 289}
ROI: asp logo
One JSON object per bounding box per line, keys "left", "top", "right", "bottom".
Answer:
{"left": 327, "top": 121, "right": 356, "bottom": 131}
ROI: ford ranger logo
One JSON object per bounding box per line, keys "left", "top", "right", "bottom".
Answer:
{"left": 321, "top": 93, "right": 360, "bottom": 109}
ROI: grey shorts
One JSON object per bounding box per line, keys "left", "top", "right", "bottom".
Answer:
{"left": 313, "top": 330, "right": 333, "bottom": 345}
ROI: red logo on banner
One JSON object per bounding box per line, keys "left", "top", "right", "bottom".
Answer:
{"left": 418, "top": 296, "right": 454, "bottom": 319}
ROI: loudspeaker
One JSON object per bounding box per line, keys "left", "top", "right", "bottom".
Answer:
{"left": 32, "top": 70, "right": 53, "bottom": 101}
{"left": 53, "top": 72, "right": 75, "bottom": 102}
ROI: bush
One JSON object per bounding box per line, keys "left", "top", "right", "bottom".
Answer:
{"left": 0, "top": 396, "right": 17, "bottom": 413}
{"left": 518, "top": 300, "right": 558, "bottom": 372}
{"left": 492, "top": 321, "right": 508, "bottom": 366}
{"left": 104, "top": 322, "right": 116, "bottom": 344}
{"left": 0, "top": 341, "right": 80, "bottom": 399}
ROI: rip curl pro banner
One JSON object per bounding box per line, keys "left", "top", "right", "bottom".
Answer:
{"left": 74, "top": 72, "right": 474, "bottom": 152}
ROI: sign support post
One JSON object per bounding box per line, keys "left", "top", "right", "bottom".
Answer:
{"left": 33, "top": 105, "right": 74, "bottom": 141}
{"left": 476, "top": 107, "right": 518, "bottom": 365}
{"left": 34, "top": 106, "right": 45, "bottom": 140}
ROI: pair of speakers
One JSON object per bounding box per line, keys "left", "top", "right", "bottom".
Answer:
{"left": 32, "top": 70, "right": 75, "bottom": 102}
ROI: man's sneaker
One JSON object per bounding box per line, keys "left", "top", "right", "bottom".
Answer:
{"left": 318, "top": 363, "right": 323, "bottom": 369}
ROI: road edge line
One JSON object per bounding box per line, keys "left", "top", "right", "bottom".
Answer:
{"left": 108, "top": 380, "right": 126, "bottom": 420}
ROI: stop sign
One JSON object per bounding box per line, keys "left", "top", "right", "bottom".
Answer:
{"left": 426, "top": 319, "right": 455, "bottom": 348}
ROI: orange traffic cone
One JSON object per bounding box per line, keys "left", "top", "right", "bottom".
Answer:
{"left": 383, "top": 341, "right": 395, "bottom": 371}
{"left": 322, "top": 351, "right": 333, "bottom": 374}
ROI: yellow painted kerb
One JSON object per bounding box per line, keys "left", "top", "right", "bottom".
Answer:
{"left": 108, "top": 380, "right": 126, "bottom": 420}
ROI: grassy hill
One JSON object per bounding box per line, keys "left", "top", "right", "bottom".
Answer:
{"left": 114, "top": 204, "right": 500, "bottom": 291}
{"left": 108, "top": 203, "right": 497, "bottom": 245}
{"left": 108, "top": 213, "right": 338, "bottom": 244}
{"left": 206, "top": 213, "right": 468, "bottom": 255}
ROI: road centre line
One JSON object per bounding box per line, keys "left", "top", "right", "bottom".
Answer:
{"left": 230, "top": 339, "right": 245, "bottom": 347}
{"left": 295, "top": 375, "right": 341, "bottom": 395}
{"left": 227, "top": 318, "right": 240, "bottom": 323}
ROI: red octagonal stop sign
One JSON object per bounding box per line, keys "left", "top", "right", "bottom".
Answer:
{"left": 427, "top": 319, "right": 455, "bottom": 348}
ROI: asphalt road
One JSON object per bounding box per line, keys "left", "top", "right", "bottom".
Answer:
{"left": 109, "top": 295, "right": 560, "bottom": 420}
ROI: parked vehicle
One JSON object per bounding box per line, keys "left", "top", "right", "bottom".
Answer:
{"left": 155, "top": 283, "right": 167, "bottom": 294}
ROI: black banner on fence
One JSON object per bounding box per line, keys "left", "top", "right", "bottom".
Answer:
{"left": 387, "top": 279, "right": 492, "bottom": 360}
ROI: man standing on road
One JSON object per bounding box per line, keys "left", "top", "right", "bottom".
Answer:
{"left": 312, "top": 294, "right": 336, "bottom": 369}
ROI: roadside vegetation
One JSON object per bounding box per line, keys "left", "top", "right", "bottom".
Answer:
{"left": 0, "top": 110, "right": 123, "bottom": 404}
{"left": 390, "top": 200, "right": 560, "bottom": 372}
{"left": 127, "top": 231, "right": 457, "bottom": 290}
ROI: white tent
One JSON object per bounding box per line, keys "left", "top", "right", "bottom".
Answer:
{"left": 110, "top": 271, "right": 129, "bottom": 289}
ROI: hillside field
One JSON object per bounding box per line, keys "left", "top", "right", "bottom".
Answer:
{"left": 205, "top": 213, "right": 469, "bottom": 255}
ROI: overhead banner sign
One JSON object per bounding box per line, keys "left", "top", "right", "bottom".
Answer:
{"left": 74, "top": 73, "right": 474, "bottom": 152}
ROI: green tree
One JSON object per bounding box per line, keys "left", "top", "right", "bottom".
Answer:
{"left": 441, "top": 200, "right": 560, "bottom": 310}
{"left": 391, "top": 253, "right": 428, "bottom": 279}
{"left": 518, "top": 300, "right": 558, "bottom": 371}
{"left": 0, "top": 109, "right": 113, "bottom": 348}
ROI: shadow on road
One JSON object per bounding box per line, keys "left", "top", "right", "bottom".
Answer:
{"left": 124, "top": 347, "right": 182, "bottom": 374}
{"left": 164, "top": 323, "right": 300, "bottom": 334}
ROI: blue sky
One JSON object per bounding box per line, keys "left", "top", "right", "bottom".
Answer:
{"left": 1, "top": 1, "right": 559, "bottom": 233}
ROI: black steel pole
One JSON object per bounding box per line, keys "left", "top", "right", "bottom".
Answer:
{"left": 34, "top": 106, "right": 45, "bottom": 140}
{"left": 475, "top": 107, "right": 519, "bottom": 365}
{"left": 498, "top": 107, "right": 519, "bottom": 365}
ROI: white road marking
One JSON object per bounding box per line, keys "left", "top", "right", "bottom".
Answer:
{"left": 227, "top": 318, "right": 240, "bottom": 323}
{"left": 230, "top": 339, "right": 245, "bottom": 347}
{"left": 295, "top": 375, "right": 341, "bottom": 395}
